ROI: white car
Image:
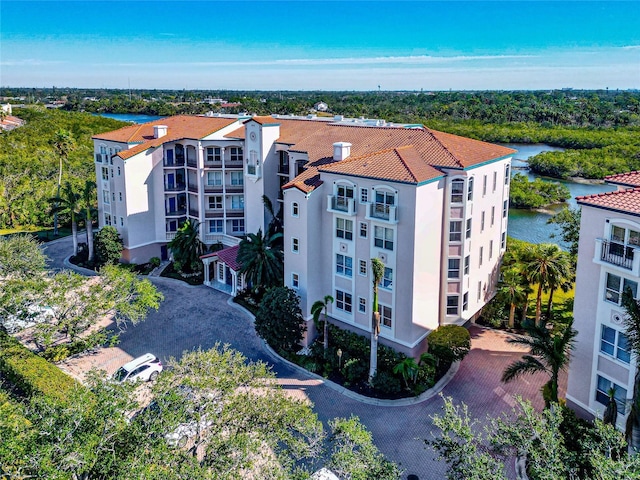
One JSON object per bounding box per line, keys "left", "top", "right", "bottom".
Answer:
{"left": 113, "top": 353, "right": 163, "bottom": 383}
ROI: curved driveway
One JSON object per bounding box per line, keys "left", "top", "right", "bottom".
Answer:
{"left": 45, "top": 236, "right": 558, "bottom": 479}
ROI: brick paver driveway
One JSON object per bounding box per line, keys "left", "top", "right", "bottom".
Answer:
{"left": 47, "top": 236, "right": 559, "bottom": 479}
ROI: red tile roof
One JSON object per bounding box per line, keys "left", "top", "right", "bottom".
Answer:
{"left": 605, "top": 171, "right": 640, "bottom": 188}
{"left": 93, "top": 115, "right": 239, "bottom": 160}
{"left": 200, "top": 244, "right": 241, "bottom": 271}
{"left": 577, "top": 188, "right": 640, "bottom": 216}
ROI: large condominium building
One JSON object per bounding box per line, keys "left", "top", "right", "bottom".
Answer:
{"left": 567, "top": 172, "right": 640, "bottom": 428}
{"left": 93, "top": 114, "right": 514, "bottom": 355}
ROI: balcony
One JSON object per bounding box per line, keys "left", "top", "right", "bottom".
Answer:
{"left": 204, "top": 184, "right": 223, "bottom": 193}
{"left": 186, "top": 158, "right": 197, "bottom": 168}
{"left": 189, "top": 208, "right": 199, "bottom": 217}
{"left": 225, "top": 184, "right": 244, "bottom": 194}
{"left": 278, "top": 163, "right": 290, "bottom": 175}
{"left": 204, "top": 210, "right": 224, "bottom": 219}
{"left": 166, "top": 208, "right": 187, "bottom": 217}
{"left": 164, "top": 183, "right": 186, "bottom": 192}
{"left": 166, "top": 232, "right": 177, "bottom": 241}
{"left": 226, "top": 209, "right": 244, "bottom": 218}
{"left": 366, "top": 203, "right": 398, "bottom": 224}
{"left": 164, "top": 158, "right": 185, "bottom": 167}
{"left": 596, "top": 238, "right": 640, "bottom": 274}
{"left": 327, "top": 195, "right": 356, "bottom": 216}
{"left": 246, "top": 164, "right": 262, "bottom": 179}
{"left": 225, "top": 159, "right": 243, "bottom": 169}
{"left": 188, "top": 183, "right": 198, "bottom": 193}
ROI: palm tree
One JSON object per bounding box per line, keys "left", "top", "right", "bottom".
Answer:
{"left": 502, "top": 319, "right": 577, "bottom": 406}
{"left": 525, "top": 243, "right": 572, "bottom": 326}
{"left": 262, "top": 194, "right": 283, "bottom": 237}
{"left": 167, "top": 219, "right": 205, "bottom": 273}
{"left": 621, "top": 288, "right": 640, "bottom": 451}
{"left": 49, "top": 182, "right": 81, "bottom": 256}
{"left": 497, "top": 268, "right": 527, "bottom": 329}
{"left": 369, "top": 257, "right": 385, "bottom": 383}
{"left": 50, "top": 130, "right": 75, "bottom": 236}
{"left": 603, "top": 387, "right": 618, "bottom": 426}
{"left": 311, "top": 295, "right": 334, "bottom": 357}
{"left": 81, "top": 180, "right": 97, "bottom": 263}
{"left": 237, "top": 228, "right": 284, "bottom": 291}
{"left": 393, "top": 357, "right": 419, "bottom": 389}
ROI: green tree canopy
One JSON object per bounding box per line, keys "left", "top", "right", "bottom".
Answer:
{"left": 254, "top": 286, "right": 305, "bottom": 355}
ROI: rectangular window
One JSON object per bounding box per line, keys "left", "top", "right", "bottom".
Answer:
{"left": 360, "top": 188, "right": 369, "bottom": 203}
{"left": 479, "top": 246, "right": 484, "bottom": 266}
{"left": 601, "top": 325, "right": 631, "bottom": 363}
{"left": 605, "top": 273, "right": 638, "bottom": 305}
{"left": 379, "top": 267, "right": 393, "bottom": 290}
{"left": 120, "top": 217, "right": 124, "bottom": 226}
{"left": 451, "top": 179, "right": 464, "bottom": 203}
{"left": 596, "top": 375, "right": 627, "bottom": 414}
{"left": 481, "top": 211, "right": 485, "bottom": 232}
{"left": 104, "top": 213, "right": 111, "bottom": 226}
{"left": 230, "top": 171, "right": 244, "bottom": 186}
{"left": 292, "top": 202, "right": 299, "bottom": 217}
{"left": 491, "top": 207, "right": 495, "bottom": 226}
{"left": 505, "top": 165, "right": 510, "bottom": 184}
{"left": 103, "top": 190, "right": 110, "bottom": 204}
{"left": 477, "top": 281, "right": 482, "bottom": 301}
{"left": 503, "top": 200, "right": 508, "bottom": 218}
{"left": 102, "top": 167, "right": 109, "bottom": 181}
{"left": 448, "top": 258, "right": 461, "bottom": 279}
{"left": 464, "top": 255, "right": 470, "bottom": 275}
{"left": 336, "top": 218, "right": 354, "bottom": 241}
{"left": 119, "top": 192, "right": 122, "bottom": 201}
{"left": 492, "top": 171, "right": 497, "bottom": 192}
{"left": 231, "top": 195, "right": 244, "bottom": 210}
{"left": 374, "top": 226, "right": 394, "bottom": 250}
{"left": 208, "top": 196, "right": 223, "bottom": 209}
{"left": 380, "top": 305, "right": 392, "bottom": 328}
{"left": 359, "top": 259, "right": 367, "bottom": 276}
{"left": 336, "top": 254, "right": 353, "bottom": 277}
{"left": 463, "top": 292, "right": 469, "bottom": 311}
{"left": 465, "top": 219, "right": 472, "bottom": 239}
{"left": 292, "top": 273, "right": 299, "bottom": 289}
{"left": 449, "top": 221, "right": 462, "bottom": 242}
{"left": 336, "top": 290, "right": 352, "bottom": 313}
{"left": 292, "top": 237, "right": 299, "bottom": 253}
{"left": 117, "top": 166, "right": 121, "bottom": 176}
{"left": 231, "top": 219, "right": 244, "bottom": 233}
{"left": 112, "top": 192, "right": 116, "bottom": 202}
{"left": 206, "top": 147, "right": 222, "bottom": 162}
{"left": 489, "top": 240, "right": 494, "bottom": 260}
{"left": 446, "top": 295, "right": 459, "bottom": 315}
{"left": 218, "top": 263, "right": 224, "bottom": 281}
{"left": 360, "top": 222, "right": 368, "bottom": 238}
{"left": 358, "top": 297, "right": 366, "bottom": 314}
{"left": 230, "top": 147, "right": 243, "bottom": 162}
{"left": 483, "top": 175, "right": 487, "bottom": 196}
{"left": 501, "top": 232, "right": 506, "bottom": 249}
{"left": 207, "top": 171, "right": 222, "bottom": 186}
{"left": 209, "top": 219, "right": 223, "bottom": 233}
{"left": 467, "top": 177, "right": 474, "bottom": 201}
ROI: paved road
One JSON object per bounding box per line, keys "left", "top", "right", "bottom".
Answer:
{"left": 46, "top": 236, "right": 559, "bottom": 479}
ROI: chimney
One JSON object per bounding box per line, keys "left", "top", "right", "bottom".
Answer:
{"left": 333, "top": 142, "right": 352, "bottom": 161}
{"left": 154, "top": 125, "right": 168, "bottom": 138}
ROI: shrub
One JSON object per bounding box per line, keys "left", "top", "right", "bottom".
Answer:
{"left": 94, "top": 226, "right": 123, "bottom": 267}
{"left": 428, "top": 325, "right": 471, "bottom": 363}
{"left": 371, "top": 371, "right": 402, "bottom": 395}
{"left": 149, "top": 257, "right": 161, "bottom": 268}
{"left": 0, "top": 331, "right": 77, "bottom": 402}
{"left": 254, "top": 287, "right": 305, "bottom": 355}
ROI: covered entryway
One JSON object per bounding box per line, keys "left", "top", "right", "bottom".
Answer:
{"left": 200, "top": 245, "right": 245, "bottom": 296}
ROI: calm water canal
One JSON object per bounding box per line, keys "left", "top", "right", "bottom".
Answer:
{"left": 97, "top": 115, "right": 613, "bottom": 247}
{"left": 505, "top": 143, "right": 616, "bottom": 246}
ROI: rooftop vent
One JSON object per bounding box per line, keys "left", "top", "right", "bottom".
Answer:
{"left": 333, "top": 142, "right": 352, "bottom": 161}
{"left": 334, "top": 115, "right": 344, "bottom": 121}
{"left": 154, "top": 125, "right": 168, "bottom": 139}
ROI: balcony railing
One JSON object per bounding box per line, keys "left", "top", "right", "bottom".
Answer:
{"left": 166, "top": 208, "right": 187, "bottom": 217}
{"left": 166, "top": 232, "right": 177, "bottom": 241}
{"left": 164, "top": 183, "right": 186, "bottom": 192}
{"left": 247, "top": 164, "right": 262, "bottom": 178}
{"left": 204, "top": 210, "right": 224, "bottom": 219}
{"left": 189, "top": 209, "right": 199, "bottom": 217}
{"left": 366, "top": 203, "right": 398, "bottom": 224}
{"left": 188, "top": 183, "right": 198, "bottom": 193}
{"left": 226, "top": 209, "right": 244, "bottom": 218}
{"left": 186, "top": 158, "right": 197, "bottom": 168}
{"left": 204, "top": 184, "right": 223, "bottom": 193}
{"left": 278, "top": 163, "right": 290, "bottom": 175}
{"left": 600, "top": 239, "right": 635, "bottom": 270}
{"left": 327, "top": 195, "right": 356, "bottom": 216}
{"left": 225, "top": 159, "right": 244, "bottom": 169}
{"left": 225, "top": 184, "right": 244, "bottom": 194}
{"left": 164, "top": 159, "right": 185, "bottom": 167}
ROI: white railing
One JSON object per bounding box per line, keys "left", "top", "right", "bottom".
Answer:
{"left": 366, "top": 203, "right": 398, "bottom": 224}
{"left": 327, "top": 195, "right": 356, "bottom": 216}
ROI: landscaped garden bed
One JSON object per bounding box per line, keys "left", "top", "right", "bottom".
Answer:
{"left": 159, "top": 261, "right": 204, "bottom": 285}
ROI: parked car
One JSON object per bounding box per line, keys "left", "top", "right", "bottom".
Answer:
{"left": 113, "top": 353, "right": 163, "bottom": 383}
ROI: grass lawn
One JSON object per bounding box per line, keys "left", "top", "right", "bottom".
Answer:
{"left": 527, "top": 283, "right": 576, "bottom": 325}
{"left": 0, "top": 226, "right": 73, "bottom": 242}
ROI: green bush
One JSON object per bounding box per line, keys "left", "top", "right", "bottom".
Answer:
{"left": 0, "top": 331, "right": 77, "bottom": 402}
{"left": 428, "top": 325, "right": 471, "bottom": 363}
{"left": 94, "top": 226, "right": 123, "bottom": 267}
{"left": 149, "top": 257, "right": 161, "bottom": 268}
{"left": 371, "top": 371, "right": 402, "bottom": 395}
{"left": 255, "top": 287, "right": 305, "bottom": 355}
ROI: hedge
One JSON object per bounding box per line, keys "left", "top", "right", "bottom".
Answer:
{"left": 0, "top": 331, "right": 78, "bottom": 403}
{"left": 427, "top": 325, "right": 471, "bottom": 363}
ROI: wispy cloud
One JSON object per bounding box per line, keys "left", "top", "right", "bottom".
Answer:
{"left": 1, "top": 59, "right": 66, "bottom": 66}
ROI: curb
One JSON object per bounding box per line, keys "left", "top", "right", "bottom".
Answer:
{"left": 227, "top": 297, "right": 459, "bottom": 407}
{"left": 62, "top": 255, "right": 98, "bottom": 276}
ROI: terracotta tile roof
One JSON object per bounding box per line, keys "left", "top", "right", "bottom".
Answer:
{"left": 577, "top": 188, "right": 640, "bottom": 216}
{"left": 319, "top": 146, "right": 443, "bottom": 184}
{"left": 93, "top": 115, "right": 239, "bottom": 160}
{"left": 605, "top": 171, "right": 640, "bottom": 188}
{"left": 200, "top": 244, "right": 241, "bottom": 271}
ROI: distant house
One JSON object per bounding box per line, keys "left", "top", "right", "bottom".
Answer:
{"left": 1, "top": 104, "right": 25, "bottom": 131}
{"left": 314, "top": 101, "right": 328, "bottom": 112}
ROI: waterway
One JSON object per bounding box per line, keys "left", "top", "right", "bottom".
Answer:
{"left": 97, "top": 113, "right": 165, "bottom": 123}
{"left": 505, "top": 143, "right": 616, "bottom": 246}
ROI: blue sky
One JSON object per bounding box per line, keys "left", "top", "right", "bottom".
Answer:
{"left": 1, "top": 1, "right": 639, "bottom": 90}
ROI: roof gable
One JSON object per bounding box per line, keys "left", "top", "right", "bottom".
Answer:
{"left": 577, "top": 187, "right": 640, "bottom": 216}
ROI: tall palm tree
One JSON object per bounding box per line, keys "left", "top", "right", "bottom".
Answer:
{"left": 369, "top": 257, "right": 385, "bottom": 383}
{"left": 49, "top": 182, "right": 81, "bottom": 256}
{"left": 262, "top": 194, "right": 283, "bottom": 238}
{"left": 311, "top": 295, "right": 334, "bottom": 357}
{"left": 621, "top": 288, "right": 640, "bottom": 451}
{"left": 525, "top": 243, "right": 572, "bottom": 326}
{"left": 502, "top": 319, "right": 577, "bottom": 406}
{"left": 167, "top": 219, "right": 205, "bottom": 273}
{"left": 50, "top": 130, "right": 75, "bottom": 236}
{"left": 237, "top": 228, "right": 283, "bottom": 291}
{"left": 497, "top": 268, "right": 527, "bottom": 329}
{"left": 81, "top": 180, "right": 97, "bottom": 263}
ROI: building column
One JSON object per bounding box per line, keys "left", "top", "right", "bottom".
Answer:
{"left": 203, "top": 258, "right": 211, "bottom": 285}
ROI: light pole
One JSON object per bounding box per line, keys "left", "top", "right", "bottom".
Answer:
{"left": 337, "top": 348, "right": 343, "bottom": 369}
